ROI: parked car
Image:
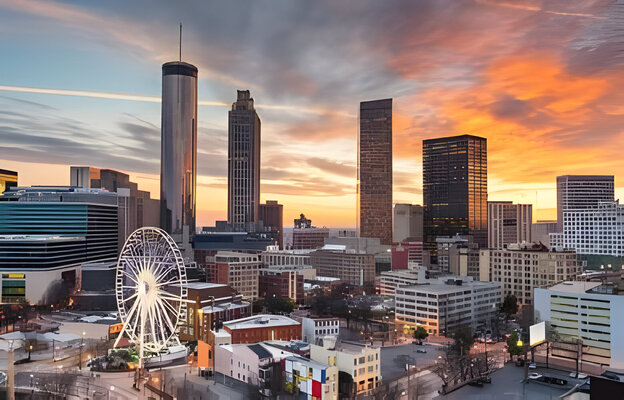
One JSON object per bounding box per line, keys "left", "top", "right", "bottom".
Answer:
{"left": 416, "top": 349, "right": 427, "bottom": 353}
{"left": 528, "top": 373, "right": 542, "bottom": 380}
{"left": 515, "top": 358, "right": 525, "bottom": 367}
{"left": 569, "top": 372, "right": 588, "bottom": 379}
{"left": 550, "top": 377, "right": 567, "bottom": 386}
{"left": 601, "top": 371, "right": 621, "bottom": 381}
{"left": 529, "top": 363, "right": 537, "bottom": 369}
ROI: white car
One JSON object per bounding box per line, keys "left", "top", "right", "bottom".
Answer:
{"left": 569, "top": 372, "right": 588, "bottom": 379}
{"left": 528, "top": 373, "right": 542, "bottom": 380}
{"left": 528, "top": 363, "right": 537, "bottom": 369}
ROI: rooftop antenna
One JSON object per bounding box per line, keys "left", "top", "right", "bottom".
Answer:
{"left": 179, "top": 23, "right": 182, "bottom": 61}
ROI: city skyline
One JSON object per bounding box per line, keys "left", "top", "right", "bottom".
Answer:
{"left": 1, "top": 1, "right": 624, "bottom": 227}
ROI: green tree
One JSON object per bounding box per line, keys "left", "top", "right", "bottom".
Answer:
{"left": 507, "top": 331, "right": 524, "bottom": 357}
{"left": 266, "top": 296, "right": 295, "bottom": 314}
{"left": 451, "top": 325, "right": 474, "bottom": 355}
{"left": 501, "top": 294, "right": 518, "bottom": 318}
{"left": 413, "top": 326, "right": 429, "bottom": 341}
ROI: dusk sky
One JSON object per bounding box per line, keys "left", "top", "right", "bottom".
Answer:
{"left": 1, "top": 0, "right": 623, "bottom": 228}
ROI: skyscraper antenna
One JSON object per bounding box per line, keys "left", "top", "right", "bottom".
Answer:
{"left": 179, "top": 23, "right": 182, "bottom": 61}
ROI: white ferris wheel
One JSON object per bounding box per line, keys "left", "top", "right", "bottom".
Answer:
{"left": 113, "top": 227, "right": 188, "bottom": 367}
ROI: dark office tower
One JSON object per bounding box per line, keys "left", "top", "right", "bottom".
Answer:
{"left": 259, "top": 200, "right": 283, "bottom": 249}
{"left": 160, "top": 61, "right": 198, "bottom": 236}
{"left": 556, "top": 175, "right": 614, "bottom": 231}
{"left": 228, "top": 90, "right": 261, "bottom": 231}
{"left": 423, "top": 135, "right": 487, "bottom": 259}
{"left": 358, "top": 98, "right": 393, "bottom": 245}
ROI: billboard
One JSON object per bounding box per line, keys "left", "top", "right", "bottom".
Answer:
{"left": 530, "top": 321, "right": 546, "bottom": 347}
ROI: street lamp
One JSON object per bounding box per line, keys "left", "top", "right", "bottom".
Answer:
{"left": 28, "top": 345, "right": 32, "bottom": 360}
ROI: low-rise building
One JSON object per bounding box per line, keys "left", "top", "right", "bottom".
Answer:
{"left": 284, "top": 355, "right": 338, "bottom": 400}
{"left": 301, "top": 317, "right": 341, "bottom": 344}
{"left": 220, "top": 314, "right": 302, "bottom": 344}
{"left": 376, "top": 268, "right": 426, "bottom": 297}
{"left": 394, "top": 277, "right": 501, "bottom": 336}
{"left": 206, "top": 251, "right": 261, "bottom": 302}
{"left": 310, "top": 337, "right": 381, "bottom": 397}
{"left": 176, "top": 282, "right": 250, "bottom": 342}
{"left": 310, "top": 248, "right": 375, "bottom": 286}
{"left": 480, "top": 242, "right": 582, "bottom": 307}
{"left": 259, "top": 268, "right": 306, "bottom": 303}
{"left": 261, "top": 247, "right": 313, "bottom": 267}
{"left": 391, "top": 240, "right": 423, "bottom": 270}
{"left": 534, "top": 281, "right": 624, "bottom": 369}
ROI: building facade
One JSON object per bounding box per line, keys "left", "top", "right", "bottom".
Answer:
{"left": 423, "top": 135, "right": 487, "bottom": 259}
{"left": 394, "top": 278, "right": 501, "bottom": 335}
{"left": 480, "top": 243, "right": 582, "bottom": 307}
{"left": 206, "top": 251, "right": 262, "bottom": 302}
{"left": 292, "top": 227, "right": 330, "bottom": 250}
{"left": 310, "top": 338, "right": 381, "bottom": 397}
{"left": 310, "top": 249, "right": 375, "bottom": 286}
{"left": 259, "top": 268, "right": 305, "bottom": 303}
{"left": 301, "top": 317, "right": 341, "bottom": 345}
{"left": 557, "top": 175, "right": 614, "bottom": 231}
{"left": 376, "top": 268, "right": 426, "bottom": 297}
{"left": 487, "top": 201, "right": 532, "bottom": 249}
{"left": 358, "top": 98, "right": 393, "bottom": 245}
{"left": 535, "top": 281, "right": 624, "bottom": 369}
{"left": 258, "top": 201, "right": 283, "bottom": 249}
{"left": 552, "top": 201, "right": 624, "bottom": 257}
{"left": 284, "top": 356, "right": 338, "bottom": 400}
{"left": 531, "top": 220, "right": 557, "bottom": 247}
{"left": 393, "top": 203, "right": 423, "bottom": 243}
{"left": 228, "top": 90, "right": 261, "bottom": 231}
{"left": 0, "top": 169, "right": 17, "bottom": 194}
{"left": 160, "top": 61, "right": 198, "bottom": 236}
{"left": 391, "top": 240, "right": 423, "bottom": 270}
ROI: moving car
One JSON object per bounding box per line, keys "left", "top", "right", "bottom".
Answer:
{"left": 569, "top": 372, "right": 588, "bottom": 379}
{"left": 528, "top": 373, "right": 542, "bottom": 380}
{"left": 528, "top": 363, "right": 537, "bottom": 369}
{"left": 416, "top": 349, "right": 427, "bottom": 353}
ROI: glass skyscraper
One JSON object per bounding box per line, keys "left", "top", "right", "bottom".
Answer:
{"left": 358, "top": 98, "right": 393, "bottom": 245}
{"left": 423, "top": 135, "right": 487, "bottom": 260}
{"left": 160, "top": 61, "right": 198, "bottom": 236}
{"left": 228, "top": 90, "right": 261, "bottom": 231}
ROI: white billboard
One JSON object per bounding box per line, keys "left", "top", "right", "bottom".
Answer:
{"left": 530, "top": 321, "right": 546, "bottom": 347}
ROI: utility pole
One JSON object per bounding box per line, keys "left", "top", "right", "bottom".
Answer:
{"left": 7, "top": 340, "right": 14, "bottom": 400}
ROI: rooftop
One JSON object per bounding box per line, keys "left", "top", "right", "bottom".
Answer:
{"left": 0, "top": 235, "right": 84, "bottom": 242}
{"left": 175, "top": 282, "right": 227, "bottom": 290}
{"left": 285, "top": 355, "right": 330, "bottom": 370}
{"left": 548, "top": 281, "right": 603, "bottom": 294}
{"left": 223, "top": 314, "right": 300, "bottom": 330}
{"left": 400, "top": 280, "right": 500, "bottom": 295}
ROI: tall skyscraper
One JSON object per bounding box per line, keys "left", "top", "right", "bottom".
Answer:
{"left": 358, "top": 98, "right": 392, "bottom": 245}
{"left": 160, "top": 61, "right": 198, "bottom": 236}
{"left": 556, "top": 175, "right": 614, "bottom": 231}
{"left": 423, "top": 135, "right": 487, "bottom": 259}
{"left": 487, "top": 201, "right": 532, "bottom": 249}
{"left": 0, "top": 169, "right": 17, "bottom": 194}
{"left": 228, "top": 90, "right": 261, "bottom": 231}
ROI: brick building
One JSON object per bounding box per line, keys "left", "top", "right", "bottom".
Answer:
{"left": 259, "top": 269, "right": 305, "bottom": 303}
{"left": 258, "top": 200, "right": 284, "bottom": 249}
{"left": 206, "top": 251, "right": 261, "bottom": 302}
{"left": 358, "top": 98, "right": 393, "bottom": 245}
{"left": 292, "top": 227, "right": 330, "bottom": 250}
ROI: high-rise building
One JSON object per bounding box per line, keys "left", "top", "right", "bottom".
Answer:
{"left": 393, "top": 204, "right": 423, "bottom": 243}
{"left": 487, "top": 201, "right": 532, "bottom": 249}
{"left": 358, "top": 98, "right": 392, "bottom": 245}
{"left": 160, "top": 61, "right": 198, "bottom": 237}
{"left": 0, "top": 169, "right": 18, "bottom": 194}
{"left": 556, "top": 175, "right": 614, "bottom": 231}
{"left": 310, "top": 248, "right": 375, "bottom": 286}
{"left": 259, "top": 200, "right": 283, "bottom": 249}
{"left": 292, "top": 227, "right": 330, "bottom": 250}
{"left": 423, "top": 135, "right": 487, "bottom": 259}
{"left": 228, "top": 90, "right": 261, "bottom": 231}
{"left": 206, "top": 251, "right": 261, "bottom": 302}
{"left": 70, "top": 166, "right": 159, "bottom": 250}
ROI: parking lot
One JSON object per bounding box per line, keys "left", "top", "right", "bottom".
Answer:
{"left": 381, "top": 342, "right": 444, "bottom": 381}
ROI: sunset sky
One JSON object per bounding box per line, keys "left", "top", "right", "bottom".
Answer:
{"left": 1, "top": 0, "right": 623, "bottom": 228}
